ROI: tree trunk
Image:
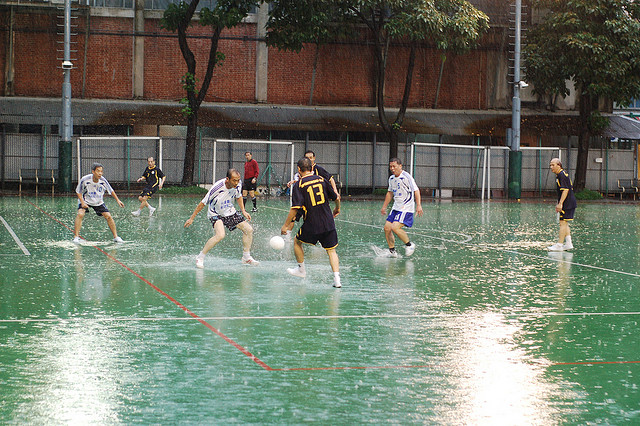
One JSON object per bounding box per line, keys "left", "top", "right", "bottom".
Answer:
{"left": 182, "top": 111, "right": 198, "bottom": 186}
{"left": 574, "top": 92, "right": 594, "bottom": 192}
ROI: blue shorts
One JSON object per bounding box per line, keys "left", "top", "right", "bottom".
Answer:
{"left": 78, "top": 203, "right": 109, "bottom": 216}
{"left": 386, "top": 210, "right": 414, "bottom": 228}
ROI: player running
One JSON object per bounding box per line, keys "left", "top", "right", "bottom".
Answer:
{"left": 131, "top": 157, "right": 165, "bottom": 217}
{"left": 380, "top": 157, "right": 423, "bottom": 257}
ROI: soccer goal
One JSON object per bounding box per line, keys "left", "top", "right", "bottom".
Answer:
{"left": 76, "top": 136, "right": 162, "bottom": 187}
{"left": 212, "top": 139, "right": 296, "bottom": 196}
{"left": 409, "top": 142, "right": 562, "bottom": 199}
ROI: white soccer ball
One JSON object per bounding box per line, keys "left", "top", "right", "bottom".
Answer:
{"left": 270, "top": 235, "right": 285, "bottom": 250}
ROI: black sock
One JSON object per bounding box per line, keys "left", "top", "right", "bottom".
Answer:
{"left": 406, "top": 242, "right": 412, "bottom": 246}
{"left": 389, "top": 247, "right": 396, "bottom": 252}
{"left": 252, "top": 197, "right": 257, "bottom": 207}
{"left": 243, "top": 197, "right": 247, "bottom": 207}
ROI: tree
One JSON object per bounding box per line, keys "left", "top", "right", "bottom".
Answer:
{"left": 162, "top": 0, "right": 257, "bottom": 186}
{"left": 524, "top": 0, "right": 640, "bottom": 191}
{"left": 266, "top": 0, "right": 489, "bottom": 159}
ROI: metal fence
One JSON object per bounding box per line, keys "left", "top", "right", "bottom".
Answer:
{"left": 1, "top": 132, "right": 637, "bottom": 196}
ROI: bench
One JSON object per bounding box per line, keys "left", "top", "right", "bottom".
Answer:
{"left": 19, "top": 169, "right": 56, "bottom": 195}
{"left": 616, "top": 178, "right": 639, "bottom": 200}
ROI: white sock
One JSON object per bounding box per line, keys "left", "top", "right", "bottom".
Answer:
{"left": 334, "top": 271, "right": 340, "bottom": 281}
{"left": 197, "top": 252, "right": 205, "bottom": 259}
{"left": 298, "top": 262, "right": 305, "bottom": 272}
{"left": 243, "top": 251, "right": 251, "bottom": 259}
{"left": 565, "top": 235, "right": 572, "bottom": 245}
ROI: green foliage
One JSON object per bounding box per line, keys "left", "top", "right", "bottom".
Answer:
{"left": 575, "top": 189, "right": 603, "bottom": 200}
{"left": 524, "top": 0, "right": 640, "bottom": 105}
{"left": 589, "top": 111, "right": 609, "bottom": 134}
{"left": 160, "top": 185, "right": 209, "bottom": 195}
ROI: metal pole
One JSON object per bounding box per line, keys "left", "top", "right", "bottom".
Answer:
{"left": 508, "top": 0, "right": 523, "bottom": 199}
{"left": 59, "top": 0, "right": 74, "bottom": 192}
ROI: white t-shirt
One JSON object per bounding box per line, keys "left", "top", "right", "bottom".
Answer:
{"left": 388, "top": 170, "right": 419, "bottom": 213}
{"left": 201, "top": 177, "right": 242, "bottom": 218}
{"left": 76, "top": 174, "right": 114, "bottom": 206}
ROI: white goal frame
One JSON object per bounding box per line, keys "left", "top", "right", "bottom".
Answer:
{"left": 76, "top": 136, "right": 163, "bottom": 183}
{"left": 410, "top": 142, "right": 562, "bottom": 200}
{"left": 213, "top": 138, "right": 296, "bottom": 186}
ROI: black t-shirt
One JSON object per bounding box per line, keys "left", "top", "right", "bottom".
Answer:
{"left": 142, "top": 166, "right": 165, "bottom": 188}
{"left": 312, "top": 164, "right": 331, "bottom": 181}
{"left": 291, "top": 174, "right": 337, "bottom": 234}
{"left": 556, "top": 169, "right": 577, "bottom": 210}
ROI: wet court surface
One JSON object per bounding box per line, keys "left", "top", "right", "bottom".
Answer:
{"left": 1, "top": 196, "right": 639, "bottom": 423}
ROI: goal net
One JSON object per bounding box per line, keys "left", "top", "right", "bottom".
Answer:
{"left": 213, "top": 139, "right": 296, "bottom": 196}
{"left": 76, "top": 137, "right": 162, "bottom": 189}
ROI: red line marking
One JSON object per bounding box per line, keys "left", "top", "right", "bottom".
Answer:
{"left": 25, "top": 199, "right": 640, "bottom": 372}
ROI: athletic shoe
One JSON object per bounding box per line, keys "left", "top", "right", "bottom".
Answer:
{"left": 563, "top": 241, "right": 574, "bottom": 250}
{"left": 547, "top": 243, "right": 564, "bottom": 251}
{"left": 196, "top": 257, "right": 204, "bottom": 269}
{"left": 251, "top": 207, "right": 258, "bottom": 212}
{"left": 113, "top": 236, "right": 124, "bottom": 243}
{"left": 388, "top": 249, "right": 399, "bottom": 258}
{"left": 73, "top": 236, "right": 82, "bottom": 244}
{"left": 148, "top": 207, "right": 156, "bottom": 217}
{"left": 333, "top": 279, "right": 342, "bottom": 288}
{"left": 287, "top": 266, "right": 306, "bottom": 278}
{"left": 405, "top": 242, "right": 416, "bottom": 257}
{"left": 131, "top": 210, "right": 141, "bottom": 217}
{"left": 242, "top": 256, "right": 260, "bottom": 266}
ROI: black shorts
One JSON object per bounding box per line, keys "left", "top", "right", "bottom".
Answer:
{"left": 296, "top": 228, "right": 338, "bottom": 250}
{"left": 560, "top": 208, "right": 575, "bottom": 221}
{"left": 243, "top": 178, "right": 257, "bottom": 192}
{"left": 210, "top": 212, "right": 245, "bottom": 231}
{"left": 140, "top": 185, "right": 158, "bottom": 198}
{"left": 78, "top": 203, "right": 109, "bottom": 216}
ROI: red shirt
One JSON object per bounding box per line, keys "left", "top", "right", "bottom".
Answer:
{"left": 244, "top": 159, "right": 259, "bottom": 179}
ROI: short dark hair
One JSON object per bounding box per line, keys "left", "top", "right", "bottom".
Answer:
{"left": 297, "top": 157, "right": 312, "bottom": 172}
{"left": 227, "top": 168, "right": 240, "bottom": 179}
{"left": 245, "top": 151, "right": 252, "bottom": 156}
{"left": 304, "top": 150, "right": 315, "bottom": 157}
{"left": 389, "top": 157, "right": 402, "bottom": 165}
{"left": 91, "top": 162, "right": 103, "bottom": 171}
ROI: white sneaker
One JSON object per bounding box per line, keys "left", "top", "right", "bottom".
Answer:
{"left": 333, "top": 279, "right": 342, "bottom": 288}
{"left": 131, "top": 210, "right": 141, "bottom": 217}
{"left": 287, "top": 266, "right": 306, "bottom": 278}
{"left": 196, "top": 257, "right": 204, "bottom": 269}
{"left": 242, "top": 256, "right": 260, "bottom": 266}
{"left": 563, "top": 241, "right": 574, "bottom": 250}
{"left": 113, "top": 236, "right": 124, "bottom": 243}
{"left": 73, "top": 236, "right": 82, "bottom": 244}
{"left": 388, "top": 250, "right": 399, "bottom": 258}
{"left": 148, "top": 207, "right": 156, "bottom": 217}
{"left": 405, "top": 242, "right": 416, "bottom": 257}
{"left": 251, "top": 206, "right": 257, "bottom": 212}
{"left": 547, "top": 243, "right": 564, "bottom": 251}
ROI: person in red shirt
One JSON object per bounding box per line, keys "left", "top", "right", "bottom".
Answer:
{"left": 243, "top": 151, "right": 259, "bottom": 212}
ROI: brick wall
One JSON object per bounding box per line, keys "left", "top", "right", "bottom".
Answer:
{"left": 2, "top": 8, "right": 501, "bottom": 110}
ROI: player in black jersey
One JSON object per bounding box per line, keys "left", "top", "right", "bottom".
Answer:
{"left": 281, "top": 157, "right": 342, "bottom": 288}
{"left": 548, "top": 158, "right": 577, "bottom": 251}
{"left": 132, "top": 157, "right": 166, "bottom": 217}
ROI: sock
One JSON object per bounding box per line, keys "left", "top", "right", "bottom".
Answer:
{"left": 389, "top": 247, "right": 396, "bottom": 253}
{"left": 565, "top": 235, "right": 572, "bottom": 245}
{"left": 243, "top": 251, "right": 251, "bottom": 259}
{"left": 197, "top": 252, "right": 205, "bottom": 259}
{"left": 334, "top": 271, "right": 340, "bottom": 281}
{"left": 243, "top": 197, "right": 247, "bottom": 207}
{"left": 405, "top": 242, "right": 412, "bottom": 246}
{"left": 298, "top": 262, "right": 306, "bottom": 272}
{"left": 252, "top": 197, "right": 257, "bottom": 208}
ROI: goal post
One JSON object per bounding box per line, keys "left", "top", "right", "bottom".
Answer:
{"left": 410, "top": 142, "right": 563, "bottom": 199}
{"left": 213, "top": 138, "right": 296, "bottom": 194}
{"left": 76, "top": 136, "right": 162, "bottom": 187}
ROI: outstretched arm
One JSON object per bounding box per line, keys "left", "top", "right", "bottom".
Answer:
{"left": 184, "top": 202, "right": 205, "bottom": 228}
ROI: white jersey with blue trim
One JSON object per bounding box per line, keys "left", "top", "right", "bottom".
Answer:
{"left": 76, "top": 174, "right": 114, "bottom": 206}
{"left": 201, "top": 177, "right": 242, "bottom": 218}
{"left": 388, "top": 170, "right": 419, "bottom": 213}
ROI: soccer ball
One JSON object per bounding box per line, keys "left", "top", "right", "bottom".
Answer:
{"left": 270, "top": 236, "right": 285, "bottom": 250}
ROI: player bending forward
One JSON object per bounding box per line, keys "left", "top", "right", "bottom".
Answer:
{"left": 380, "top": 157, "right": 423, "bottom": 257}
{"left": 184, "top": 169, "right": 259, "bottom": 268}
{"left": 281, "top": 157, "right": 342, "bottom": 288}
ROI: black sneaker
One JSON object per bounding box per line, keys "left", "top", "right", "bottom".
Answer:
{"left": 251, "top": 207, "right": 258, "bottom": 212}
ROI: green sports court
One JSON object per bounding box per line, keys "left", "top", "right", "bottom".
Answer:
{"left": 1, "top": 195, "right": 638, "bottom": 423}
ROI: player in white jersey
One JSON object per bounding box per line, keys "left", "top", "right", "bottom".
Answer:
{"left": 184, "top": 168, "right": 259, "bottom": 268}
{"left": 380, "top": 157, "right": 423, "bottom": 257}
{"left": 73, "top": 163, "right": 125, "bottom": 243}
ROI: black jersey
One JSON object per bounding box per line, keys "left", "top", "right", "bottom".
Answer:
{"left": 291, "top": 174, "right": 338, "bottom": 234}
{"left": 142, "top": 166, "right": 165, "bottom": 188}
{"left": 312, "top": 164, "right": 331, "bottom": 181}
{"left": 556, "top": 169, "right": 577, "bottom": 210}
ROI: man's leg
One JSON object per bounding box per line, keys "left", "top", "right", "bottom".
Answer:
{"left": 327, "top": 248, "right": 341, "bottom": 287}
{"left": 103, "top": 212, "right": 119, "bottom": 238}
{"left": 391, "top": 222, "right": 410, "bottom": 244}
{"left": 202, "top": 220, "right": 226, "bottom": 255}
{"left": 558, "top": 220, "right": 570, "bottom": 244}
{"left": 237, "top": 221, "right": 254, "bottom": 253}
{"left": 383, "top": 220, "right": 396, "bottom": 248}
{"left": 249, "top": 190, "right": 257, "bottom": 210}
{"left": 74, "top": 209, "right": 85, "bottom": 237}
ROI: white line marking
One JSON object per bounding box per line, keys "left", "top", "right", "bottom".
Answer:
{"left": 2, "top": 312, "right": 640, "bottom": 323}
{"left": 261, "top": 205, "right": 640, "bottom": 278}
{"left": 0, "top": 215, "right": 30, "bottom": 256}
